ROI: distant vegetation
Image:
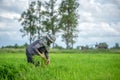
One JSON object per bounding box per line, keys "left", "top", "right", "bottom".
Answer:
{"left": 1, "top": 43, "right": 28, "bottom": 49}
{"left": 0, "top": 47, "right": 120, "bottom": 55}
{"left": 1, "top": 42, "right": 120, "bottom": 50}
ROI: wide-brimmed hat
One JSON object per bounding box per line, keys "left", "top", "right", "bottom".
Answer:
{"left": 46, "top": 34, "right": 56, "bottom": 43}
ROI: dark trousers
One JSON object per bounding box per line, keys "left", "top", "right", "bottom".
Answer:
{"left": 26, "top": 49, "right": 40, "bottom": 67}
{"left": 26, "top": 49, "right": 34, "bottom": 64}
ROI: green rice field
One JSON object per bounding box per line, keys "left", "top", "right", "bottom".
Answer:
{"left": 0, "top": 49, "right": 120, "bottom": 80}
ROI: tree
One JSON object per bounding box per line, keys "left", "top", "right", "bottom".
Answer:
{"left": 35, "top": 0, "right": 44, "bottom": 39}
{"left": 19, "top": 1, "right": 37, "bottom": 44}
{"left": 114, "top": 43, "right": 120, "bottom": 49}
{"left": 19, "top": 0, "right": 60, "bottom": 45}
{"left": 95, "top": 42, "right": 108, "bottom": 49}
{"left": 43, "top": 0, "right": 60, "bottom": 34}
{"left": 42, "top": 0, "right": 60, "bottom": 47}
{"left": 59, "top": 0, "right": 79, "bottom": 49}
{"left": 14, "top": 43, "right": 18, "bottom": 48}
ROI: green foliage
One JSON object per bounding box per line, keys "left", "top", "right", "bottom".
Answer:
{"left": 19, "top": 1, "right": 37, "bottom": 44}
{"left": 43, "top": 0, "right": 61, "bottom": 48}
{"left": 0, "top": 48, "right": 25, "bottom": 54}
{"left": 19, "top": 0, "right": 80, "bottom": 49}
{"left": 36, "top": 0, "right": 44, "bottom": 39}
{"left": 0, "top": 49, "right": 120, "bottom": 80}
{"left": 59, "top": 0, "right": 79, "bottom": 49}
{"left": 0, "top": 64, "right": 19, "bottom": 80}
{"left": 33, "top": 55, "right": 47, "bottom": 67}
{"left": 43, "top": 0, "right": 60, "bottom": 35}
{"left": 1, "top": 43, "right": 28, "bottom": 49}
{"left": 95, "top": 42, "right": 108, "bottom": 49}
{"left": 112, "top": 43, "right": 120, "bottom": 49}
{"left": 19, "top": 0, "right": 60, "bottom": 47}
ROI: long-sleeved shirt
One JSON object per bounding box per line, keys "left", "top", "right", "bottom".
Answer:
{"left": 26, "top": 39, "right": 49, "bottom": 59}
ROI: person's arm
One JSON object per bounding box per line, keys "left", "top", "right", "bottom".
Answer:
{"left": 44, "top": 49, "right": 50, "bottom": 64}
{"left": 32, "top": 44, "right": 45, "bottom": 59}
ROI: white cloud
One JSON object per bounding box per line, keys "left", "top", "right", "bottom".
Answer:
{"left": 0, "top": 0, "right": 29, "bottom": 14}
{"left": 80, "top": 11, "right": 94, "bottom": 22}
{"left": 0, "top": 0, "right": 120, "bottom": 47}
{"left": 111, "top": 22, "right": 120, "bottom": 32}
{"left": 77, "top": 0, "right": 120, "bottom": 48}
{"left": 79, "top": 0, "right": 120, "bottom": 23}
{"left": 0, "top": 12, "right": 20, "bottom": 20}
{"left": 0, "top": 21, "right": 21, "bottom": 32}
{"left": 78, "top": 22, "right": 120, "bottom": 38}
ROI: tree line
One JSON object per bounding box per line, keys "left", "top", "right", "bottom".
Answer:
{"left": 77, "top": 42, "right": 120, "bottom": 50}
{"left": 19, "top": 0, "right": 79, "bottom": 49}
{"left": 1, "top": 42, "right": 120, "bottom": 50}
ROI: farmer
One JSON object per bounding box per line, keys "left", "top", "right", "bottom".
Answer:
{"left": 26, "top": 34, "right": 56, "bottom": 66}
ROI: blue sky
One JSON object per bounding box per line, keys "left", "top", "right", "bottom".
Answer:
{"left": 0, "top": 0, "right": 120, "bottom": 48}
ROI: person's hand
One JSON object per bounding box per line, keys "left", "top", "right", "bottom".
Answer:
{"left": 46, "top": 59, "right": 50, "bottom": 65}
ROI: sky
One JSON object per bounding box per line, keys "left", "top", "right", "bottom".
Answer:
{"left": 0, "top": 0, "right": 120, "bottom": 48}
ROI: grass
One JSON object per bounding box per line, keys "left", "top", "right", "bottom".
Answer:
{"left": 0, "top": 49, "right": 120, "bottom": 80}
